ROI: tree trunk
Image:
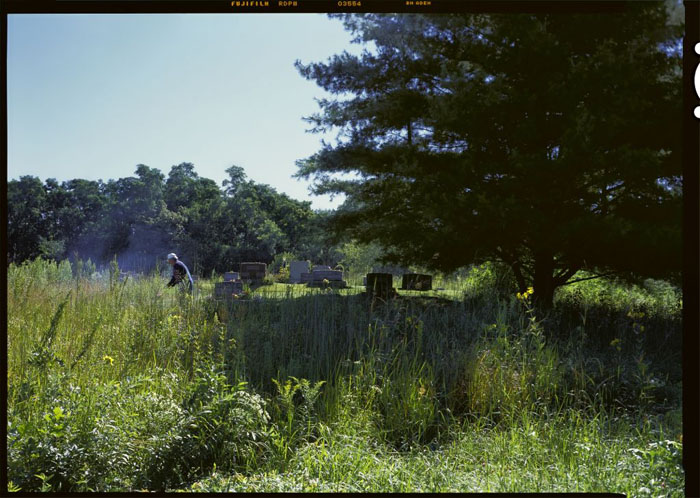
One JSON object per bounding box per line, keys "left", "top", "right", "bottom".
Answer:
{"left": 532, "top": 250, "right": 555, "bottom": 309}
{"left": 510, "top": 260, "right": 528, "bottom": 294}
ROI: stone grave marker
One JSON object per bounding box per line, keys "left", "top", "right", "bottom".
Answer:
{"left": 365, "top": 273, "right": 395, "bottom": 299}
{"left": 214, "top": 280, "right": 244, "bottom": 298}
{"left": 289, "top": 261, "right": 310, "bottom": 283}
{"left": 240, "top": 262, "right": 266, "bottom": 282}
{"left": 224, "top": 271, "right": 240, "bottom": 282}
{"left": 308, "top": 268, "right": 347, "bottom": 288}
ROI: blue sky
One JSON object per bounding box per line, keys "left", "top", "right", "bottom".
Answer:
{"left": 7, "top": 14, "right": 360, "bottom": 210}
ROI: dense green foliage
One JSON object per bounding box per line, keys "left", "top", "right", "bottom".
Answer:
{"left": 7, "top": 164, "right": 334, "bottom": 274}
{"left": 295, "top": 6, "right": 682, "bottom": 306}
{"left": 6, "top": 7, "right": 686, "bottom": 493}
{"left": 7, "top": 259, "right": 683, "bottom": 493}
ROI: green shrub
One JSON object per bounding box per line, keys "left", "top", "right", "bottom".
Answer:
{"left": 144, "top": 365, "right": 272, "bottom": 490}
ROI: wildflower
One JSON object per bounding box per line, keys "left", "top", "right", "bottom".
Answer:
{"left": 103, "top": 355, "right": 114, "bottom": 366}
{"left": 232, "top": 293, "right": 240, "bottom": 299}
{"left": 418, "top": 386, "right": 427, "bottom": 396}
{"left": 516, "top": 287, "right": 534, "bottom": 301}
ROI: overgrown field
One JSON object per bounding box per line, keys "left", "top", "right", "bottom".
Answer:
{"left": 7, "top": 259, "right": 684, "bottom": 494}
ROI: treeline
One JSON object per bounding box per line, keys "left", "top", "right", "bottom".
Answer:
{"left": 7, "top": 163, "right": 339, "bottom": 274}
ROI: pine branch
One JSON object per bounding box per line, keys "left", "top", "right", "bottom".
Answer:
{"left": 561, "top": 271, "right": 619, "bottom": 286}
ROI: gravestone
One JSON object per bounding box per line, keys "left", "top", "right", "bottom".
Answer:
{"left": 308, "top": 268, "right": 347, "bottom": 288}
{"left": 224, "top": 271, "right": 240, "bottom": 282}
{"left": 289, "top": 261, "right": 310, "bottom": 283}
{"left": 365, "top": 273, "right": 395, "bottom": 299}
{"left": 311, "top": 269, "right": 343, "bottom": 281}
{"left": 240, "top": 262, "right": 266, "bottom": 282}
{"left": 214, "top": 280, "right": 244, "bottom": 298}
{"left": 401, "top": 273, "right": 433, "bottom": 291}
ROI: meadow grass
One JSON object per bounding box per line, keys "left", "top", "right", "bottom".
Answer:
{"left": 6, "top": 258, "right": 683, "bottom": 494}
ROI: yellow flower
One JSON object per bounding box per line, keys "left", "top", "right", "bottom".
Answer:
{"left": 418, "top": 386, "right": 427, "bottom": 396}
{"left": 102, "top": 355, "right": 114, "bottom": 366}
{"left": 517, "top": 287, "right": 534, "bottom": 301}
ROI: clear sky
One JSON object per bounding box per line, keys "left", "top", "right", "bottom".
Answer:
{"left": 7, "top": 14, "right": 360, "bottom": 210}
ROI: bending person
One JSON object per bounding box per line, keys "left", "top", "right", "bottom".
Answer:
{"left": 165, "top": 252, "right": 194, "bottom": 292}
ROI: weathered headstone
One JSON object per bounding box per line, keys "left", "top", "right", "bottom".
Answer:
{"left": 224, "top": 271, "right": 240, "bottom": 282}
{"left": 240, "top": 262, "right": 266, "bottom": 282}
{"left": 401, "top": 273, "right": 433, "bottom": 291}
{"left": 366, "top": 273, "right": 394, "bottom": 299}
{"left": 289, "top": 261, "right": 310, "bottom": 283}
{"left": 308, "top": 268, "right": 347, "bottom": 288}
{"left": 311, "top": 269, "right": 343, "bottom": 281}
{"left": 214, "top": 280, "right": 244, "bottom": 298}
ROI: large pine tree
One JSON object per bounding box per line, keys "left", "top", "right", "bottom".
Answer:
{"left": 295, "top": 6, "right": 682, "bottom": 307}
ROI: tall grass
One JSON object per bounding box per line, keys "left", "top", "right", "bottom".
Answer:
{"left": 6, "top": 258, "right": 683, "bottom": 493}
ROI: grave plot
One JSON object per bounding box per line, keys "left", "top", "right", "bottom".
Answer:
{"left": 224, "top": 271, "right": 240, "bottom": 282}
{"left": 307, "top": 267, "right": 347, "bottom": 288}
{"left": 289, "top": 261, "right": 310, "bottom": 283}
{"left": 365, "top": 272, "right": 396, "bottom": 299}
{"left": 214, "top": 280, "right": 244, "bottom": 298}
{"left": 240, "top": 262, "right": 266, "bottom": 282}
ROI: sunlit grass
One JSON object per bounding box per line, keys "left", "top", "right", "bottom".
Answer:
{"left": 7, "top": 258, "right": 683, "bottom": 493}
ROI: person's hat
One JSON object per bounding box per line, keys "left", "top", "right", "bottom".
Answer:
{"left": 167, "top": 253, "right": 178, "bottom": 260}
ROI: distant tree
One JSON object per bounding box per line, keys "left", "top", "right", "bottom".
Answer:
{"left": 222, "top": 165, "right": 247, "bottom": 197}
{"left": 166, "top": 163, "right": 227, "bottom": 273}
{"left": 254, "top": 218, "right": 287, "bottom": 260}
{"left": 7, "top": 162, "right": 332, "bottom": 273}
{"left": 338, "top": 240, "right": 383, "bottom": 279}
{"left": 295, "top": 7, "right": 682, "bottom": 307}
{"left": 95, "top": 165, "right": 171, "bottom": 268}
{"left": 7, "top": 176, "right": 48, "bottom": 262}
{"left": 219, "top": 166, "right": 319, "bottom": 265}
{"left": 63, "top": 178, "right": 107, "bottom": 234}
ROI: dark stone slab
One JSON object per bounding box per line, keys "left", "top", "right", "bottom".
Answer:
{"left": 240, "top": 262, "right": 266, "bottom": 281}
{"left": 214, "top": 280, "right": 244, "bottom": 298}
{"left": 366, "top": 273, "right": 394, "bottom": 299}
